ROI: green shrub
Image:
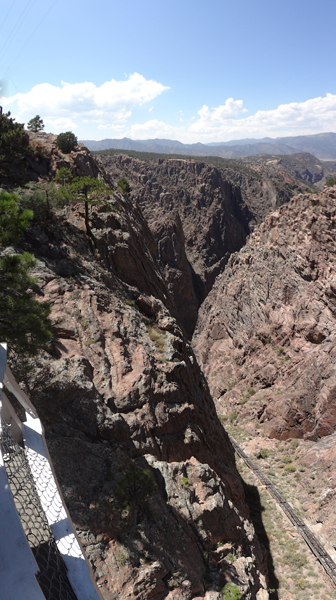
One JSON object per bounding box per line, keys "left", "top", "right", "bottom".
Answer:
{"left": 180, "top": 476, "right": 189, "bottom": 489}
{"left": 56, "top": 131, "right": 78, "bottom": 153}
{"left": 277, "top": 347, "right": 285, "bottom": 355}
{"left": 229, "top": 410, "right": 237, "bottom": 423}
{"left": 284, "top": 553, "right": 307, "bottom": 569}
{"left": 221, "top": 582, "right": 242, "bottom": 600}
{"left": 117, "top": 177, "right": 131, "bottom": 194}
{"left": 0, "top": 191, "right": 52, "bottom": 356}
{"left": 225, "top": 552, "right": 235, "bottom": 562}
{"left": 259, "top": 448, "right": 270, "bottom": 459}
{"left": 55, "top": 167, "right": 73, "bottom": 186}
{"left": 115, "top": 465, "right": 157, "bottom": 511}
{"left": 285, "top": 464, "right": 296, "bottom": 473}
{"left": 326, "top": 176, "right": 336, "bottom": 187}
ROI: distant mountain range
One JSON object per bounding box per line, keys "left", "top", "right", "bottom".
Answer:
{"left": 81, "top": 132, "right": 336, "bottom": 160}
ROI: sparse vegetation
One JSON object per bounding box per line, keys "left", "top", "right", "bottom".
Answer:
{"left": 179, "top": 476, "right": 189, "bottom": 489}
{"left": 115, "top": 464, "right": 157, "bottom": 512}
{"left": 326, "top": 176, "right": 336, "bottom": 187}
{"left": 229, "top": 410, "right": 237, "bottom": 423}
{"left": 285, "top": 464, "right": 296, "bottom": 473}
{"left": 147, "top": 325, "right": 165, "bottom": 352}
{"left": 221, "top": 582, "right": 242, "bottom": 599}
{"left": 257, "top": 448, "right": 270, "bottom": 459}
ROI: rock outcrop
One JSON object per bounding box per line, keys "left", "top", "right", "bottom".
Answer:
{"left": 193, "top": 185, "right": 336, "bottom": 442}
{"left": 96, "top": 153, "right": 306, "bottom": 337}
{"left": 6, "top": 135, "right": 269, "bottom": 599}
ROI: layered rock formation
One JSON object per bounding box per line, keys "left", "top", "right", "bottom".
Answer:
{"left": 193, "top": 186, "right": 336, "bottom": 442}
{"left": 96, "top": 153, "right": 306, "bottom": 337}
{"left": 6, "top": 135, "right": 269, "bottom": 599}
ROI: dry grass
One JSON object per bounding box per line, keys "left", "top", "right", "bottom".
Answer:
{"left": 147, "top": 325, "right": 165, "bottom": 353}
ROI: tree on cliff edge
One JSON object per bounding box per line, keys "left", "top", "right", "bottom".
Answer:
{"left": 27, "top": 115, "right": 44, "bottom": 132}
{"left": 54, "top": 169, "right": 109, "bottom": 250}
{"left": 56, "top": 131, "right": 78, "bottom": 153}
{"left": 0, "top": 191, "right": 52, "bottom": 356}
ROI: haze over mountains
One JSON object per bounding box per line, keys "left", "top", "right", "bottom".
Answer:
{"left": 81, "top": 132, "right": 336, "bottom": 160}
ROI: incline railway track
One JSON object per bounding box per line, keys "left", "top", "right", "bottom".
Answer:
{"left": 229, "top": 435, "right": 336, "bottom": 587}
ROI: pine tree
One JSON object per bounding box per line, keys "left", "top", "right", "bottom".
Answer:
{"left": 27, "top": 115, "right": 44, "bottom": 132}
{"left": 0, "top": 191, "right": 52, "bottom": 355}
{"left": 0, "top": 111, "right": 30, "bottom": 181}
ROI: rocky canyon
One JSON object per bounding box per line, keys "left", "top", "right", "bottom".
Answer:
{"left": 3, "top": 131, "right": 336, "bottom": 600}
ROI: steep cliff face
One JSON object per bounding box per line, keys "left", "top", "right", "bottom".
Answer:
{"left": 193, "top": 186, "right": 336, "bottom": 442}
{"left": 8, "top": 136, "right": 269, "bottom": 599}
{"left": 96, "top": 153, "right": 306, "bottom": 337}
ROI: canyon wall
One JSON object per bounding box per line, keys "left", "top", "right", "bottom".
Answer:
{"left": 96, "top": 153, "right": 306, "bottom": 337}
{"left": 5, "top": 134, "right": 271, "bottom": 600}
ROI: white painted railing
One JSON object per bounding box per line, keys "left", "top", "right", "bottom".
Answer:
{"left": 0, "top": 342, "right": 103, "bottom": 600}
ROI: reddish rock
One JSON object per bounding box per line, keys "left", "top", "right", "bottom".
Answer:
{"left": 193, "top": 186, "right": 336, "bottom": 442}
{"left": 97, "top": 153, "right": 306, "bottom": 337}
{"left": 8, "top": 141, "right": 269, "bottom": 599}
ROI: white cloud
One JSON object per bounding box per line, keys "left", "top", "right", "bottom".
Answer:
{"left": 194, "top": 98, "right": 247, "bottom": 127}
{"left": 44, "top": 117, "right": 78, "bottom": 131}
{"left": 125, "top": 119, "right": 184, "bottom": 140}
{"left": 128, "top": 93, "right": 336, "bottom": 143}
{"left": 186, "top": 93, "right": 336, "bottom": 142}
{"left": 3, "top": 73, "right": 169, "bottom": 131}
{"left": 3, "top": 77, "right": 336, "bottom": 143}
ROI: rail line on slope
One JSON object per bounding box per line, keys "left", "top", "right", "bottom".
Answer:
{"left": 229, "top": 435, "right": 336, "bottom": 587}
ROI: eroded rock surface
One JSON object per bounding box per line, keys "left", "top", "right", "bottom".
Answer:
{"left": 8, "top": 140, "right": 269, "bottom": 599}
{"left": 96, "top": 153, "right": 306, "bottom": 336}
{"left": 193, "top": 186, "right": 336, "bottom": 442}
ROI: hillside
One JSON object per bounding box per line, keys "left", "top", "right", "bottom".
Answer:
{"left": 81, "top": 132, "right": 336, "bottom": 160}
{"left": 1, "top": 130, "right": 269, "bottom": 600}
{"left": 3, "top": 127, "right": 336, "bottom": 599}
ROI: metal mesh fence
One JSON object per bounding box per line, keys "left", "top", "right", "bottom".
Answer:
{"left": 0, "top": 417, "right": 78, "bottom": 600}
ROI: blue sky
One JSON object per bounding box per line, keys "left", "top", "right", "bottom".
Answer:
{"left": 1, "top": 0, "right": 336, "bottom": 142}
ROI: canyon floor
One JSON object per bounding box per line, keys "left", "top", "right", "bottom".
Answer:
{"left": 223, "top": 420, "right": 336, "bottom": 599}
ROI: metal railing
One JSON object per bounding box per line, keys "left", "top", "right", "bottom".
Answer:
{"left": 0, "top": 342, "right": 103, "bottom": 600}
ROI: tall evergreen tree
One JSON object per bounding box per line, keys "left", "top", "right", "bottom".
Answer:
{"left": 0, "top": 191, "right": 52, "bottom": 355}
{"left": 27, "top": 115, "right": 44, "bottom": 132}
